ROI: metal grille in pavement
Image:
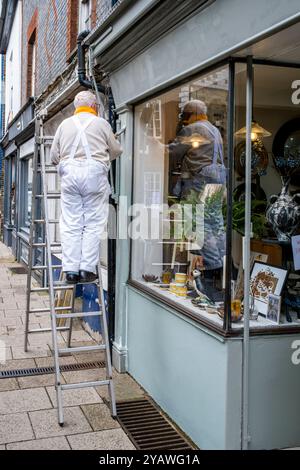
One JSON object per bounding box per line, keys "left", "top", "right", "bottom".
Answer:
{"left": 116, "top": 398, "right": 195, "bottom": 450}
{"left": 0, "top": 361, "right": 105, "bottom": 378}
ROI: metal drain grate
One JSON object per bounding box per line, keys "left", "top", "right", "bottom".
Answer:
{"left": 0, "top": 361, "right": 105, "bottom": 379}
{"left": 116, "top": 398, "right": 195, "bottom": 450}
{"left": 9, "top": 266, "right": 28, "bottom": 274}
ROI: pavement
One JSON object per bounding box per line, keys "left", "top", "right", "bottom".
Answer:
{"left": 0, "top": 242, "right": 144, "bottom": 450}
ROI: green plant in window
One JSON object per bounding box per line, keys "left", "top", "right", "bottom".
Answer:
{"left": 230, "top": 199, "right": 267, "bottom": 239}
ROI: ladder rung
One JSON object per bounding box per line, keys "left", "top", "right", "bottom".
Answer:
{"left": 31, "top": 265, "right": 62, "bottom": 270}
{"left": 32, "top": 242, "right": 61, "bottom": 247}
{"left": 58, "top": 345, "right": 105, "bottom": 355}
{"left": 29, "top": 306, "right": 72, "bottom": 313}
{"left": 28, "top": 327, "right": 70, "bottom": 333}
{"left": 37, "top": 168, "right": 57, "bottom": 174}
{"left": 34, "top": 219, "right": 59, "bottom": 224}
{"left": 35, "top": 193, "right": 60, "bottom": 199}
{"left": 39, "top": 136, "right": 54, "bottom": 141}
{"left": 31, "top": 286, "right": 74, "bottom": 293}
{"left": 61, "top": 380, "right": 110, "bottom": 391}
{"left": 55, "top": 311, "right": 101, "bottom": 319}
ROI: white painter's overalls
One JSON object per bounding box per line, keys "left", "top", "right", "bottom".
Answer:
{"left": 58, "top": 115, "right": 110, "bottom": 274}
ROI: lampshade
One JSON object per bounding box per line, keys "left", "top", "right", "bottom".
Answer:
{"left": 235, "top": 121, "right": 272, "bottom": 141}
{"left": 179, "top": 133, "right": 210, "bottom": 148}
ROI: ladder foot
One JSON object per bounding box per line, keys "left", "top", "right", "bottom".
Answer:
{"left": 59, "top": 422, "right": 64, "bottom": 427}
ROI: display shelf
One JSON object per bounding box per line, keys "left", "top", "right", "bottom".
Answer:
{"left": 136, "top": 280, "right": 300, "bottom": 331}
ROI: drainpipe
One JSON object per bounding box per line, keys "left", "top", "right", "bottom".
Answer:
{"left": 77, "top": 30, "right": 106, "bottom": 94}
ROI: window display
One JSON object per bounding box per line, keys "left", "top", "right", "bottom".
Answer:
{"left": 233, "top": 63, "right": 300, "bottom": 327}
{"left": 131, "top": 61, "right": 300, "bottom": 332}
{"left": 131, "top": 66, "right": 229, "bottom": 324}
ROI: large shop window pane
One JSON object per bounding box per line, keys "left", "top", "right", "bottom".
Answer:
{"left": 132, "top": 66, "right": 229, "bottom": 316}
{"left": 21, "top": 156, "right": 33, "bottom": 228}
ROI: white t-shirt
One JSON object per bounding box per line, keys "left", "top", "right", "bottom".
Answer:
{"left": 50, "top": 112, "right": 122, "bottom": 165}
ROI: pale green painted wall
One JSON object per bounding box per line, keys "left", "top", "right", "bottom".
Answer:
{"left": 126, "top": 285, "right": 243, "bottom": 450}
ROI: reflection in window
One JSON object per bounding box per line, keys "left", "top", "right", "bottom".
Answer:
{"left": 21, "top": 156, "right": 33, "bottom": 229}
{"left": 132, "top": 66, "right": 229, "bottom": 315}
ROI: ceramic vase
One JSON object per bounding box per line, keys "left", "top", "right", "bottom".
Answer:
{"left": 266, "top": 177, "right": 300, "bottom": 242}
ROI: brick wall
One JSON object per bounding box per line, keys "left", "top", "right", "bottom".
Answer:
{"left": 21, "top": 0, "right": 69, "bottom": 104}
{"left": 21, "top": 1, "right": 124, "bottom": 106}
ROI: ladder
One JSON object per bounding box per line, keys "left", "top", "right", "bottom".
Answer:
{"left": 24, "top": 113, "right": 117, "bottom": 426}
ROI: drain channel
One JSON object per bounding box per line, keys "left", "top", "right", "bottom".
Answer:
{"left": 117, "top": 398, "right": 195, "bottom": 450}
{"left": 0, "top": 360, "right": 105, "bottom": 379}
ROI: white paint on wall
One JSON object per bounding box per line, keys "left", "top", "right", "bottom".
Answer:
{"left": 5, "top": 0, "right": 22, "bottom": 129}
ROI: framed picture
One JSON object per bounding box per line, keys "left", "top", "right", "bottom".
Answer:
{"left": 250, "top": 262, "right": 288, "bottom": 316}
{"left": 267, "top": 294, "right": 282, "bottom": 324}
{"left": 234, "top": 252, "right": 268, "bottom": 300}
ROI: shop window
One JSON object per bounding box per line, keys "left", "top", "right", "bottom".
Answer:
{"left": 232, "top": 63, "right": 300, "bottom": 328}
{"left": 132, "top": 66, "right": 229, "bottom": 326}
{"left": 20, "top": 156, "right": 33, "bottom": 230}
{"left": 4, "top": 156, "right": 16, "bottom": 226}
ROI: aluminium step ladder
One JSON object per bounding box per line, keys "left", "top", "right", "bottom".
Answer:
{"left": 24, "top": 113, "right": 116, "bottom": 426}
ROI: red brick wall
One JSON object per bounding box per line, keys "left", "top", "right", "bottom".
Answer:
{"left": 66, "top": 0, "right": 79, "bottom": 57}
{"left": 21, "top": 1, "right": 122, "bottom": 106}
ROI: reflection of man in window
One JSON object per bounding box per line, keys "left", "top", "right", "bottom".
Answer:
{"left": 169, "top": 100, "right": 226, "bottom": 301}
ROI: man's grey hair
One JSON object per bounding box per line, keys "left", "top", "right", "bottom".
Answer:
{"left": 183, "top": 99, "right": 207, "bottom": 116}
{"left": 74, "top": 90, "right": 97, "bottom": 109}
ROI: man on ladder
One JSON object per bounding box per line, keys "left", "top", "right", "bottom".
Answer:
{"left": 50, "top": 90, "right": 122, "bottom": 284}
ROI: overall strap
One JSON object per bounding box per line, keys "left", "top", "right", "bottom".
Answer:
{"left": 198, "top": 120, "right": 224, "bottom": 165}
{"left": 70, "top": 115, "right": 96, "bottom": 160}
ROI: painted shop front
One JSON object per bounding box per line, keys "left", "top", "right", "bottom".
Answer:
{"left": 88, "top": 0, "right": 300, "bottom": 449}
{"left": 2, "top": 99, "right": 35, "bottom": 261}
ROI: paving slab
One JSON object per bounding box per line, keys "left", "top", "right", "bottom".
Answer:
{"left": 0, "top": 387, "right": 52, "bottom": 414}
{"left": 0, "top": 358, "right": 36, "bottom": 370}
{"left": 29, "top": 406, "right": 92, "bottom": 438}
{"left": 7, "top": 436, "right": 71, "bottom": 450}
{"left": 3, "top": 309, "right": 25, "bottom": 318}
{"left": 1, "top": 334, "right": 26, "bottom": 347}
{"left": 46, "top": 385, "right": 102, "bottom": 407}
{"left": 0, "top": 378, "right": 19, "bottom": 392}
{"left": 67, "top": 429, "right": 135, "bottom": 450}
{"left": 35, "top": 356, "right": 77, "bottom": 367}
{"left": 1, "top": 317, "right": 23, "bottom": 328}
{"left": 61, "top": 330, "right": 93, "bottom": 343}
{"left": 11, "top": 345, "right": 51, "bottom": 359}
{"left": 81, "top": 403, "right": 120, "bottom": 431}
{"left": 0, "top": 346, "right": 12, "bottom": 362}
{"left": 0, "top": 412, "right": 35, "bottom": 444}
{"left": 96, "top": 371, "right": 145, "bottom": 402}
{"left": 18, "top": 373, "right": 64, "bottom": 389}
{"left": 73, "top": 351, "right": 106, "bottom": 363}
{"left": 62, "top": 368, "right": 106, "bottom": 385}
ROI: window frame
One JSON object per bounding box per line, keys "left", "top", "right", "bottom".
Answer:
{"left": 128, "top": 57, "right": 300, "bottom": 337}
{"left": 19, "top": 154, "right": 33, "bottom": 234}
{"left": 78, "top": 0, "right": 92, "bottom": 31}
